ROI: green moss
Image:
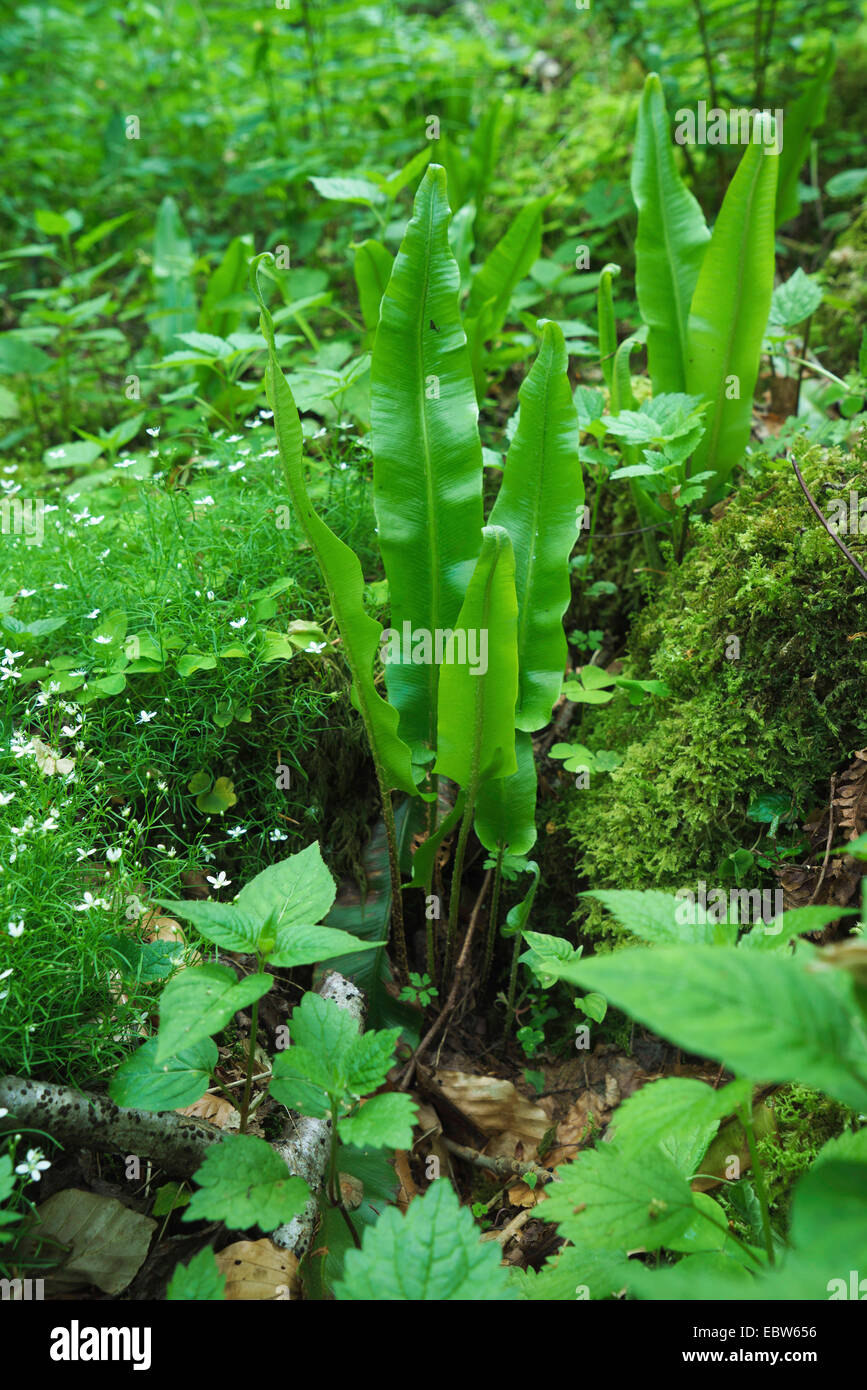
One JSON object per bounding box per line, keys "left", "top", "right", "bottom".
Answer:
{"left": 561, "top": 442, "right": 867, "bottom": 943}
{"left": 758, "top": 1084, "right": 855, "bottom": 1222}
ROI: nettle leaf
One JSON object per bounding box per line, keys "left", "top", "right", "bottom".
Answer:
{"left": 517, "top": 1244, "right": 633, "bottom": 1301}
{"left": 335, "top": 1179, "right": 517, "bottom": 1301}
{"left": 338, "top": 1092, "right": 417, "bottom": 1149}
{"left": 266, "top": 921, "right": 380, "bottom": 969}
{"left": 627, "top": 1251, "right": 755, "bottom": 1301}
{"left": 235, "top": 842, "right": 336, "bottom": 931}
{"left": 269, "top": 1044, "right": 339, "bottom": 1118}
{"left": 583, "top": 889, "right": 737, "bottom": 947}
{"left": 608, "top": 1077, "right": 752, "bottom": 1178}
{"left": 153, "top": 898, "right": 256, "bottom": 954}
{"left": 543, "top": 1145, "right": 696, "bottom": 1252}
{"left": 167, "top": 1246, "right": 226, "bottom": 1301}
{"left": 288, "top": 991, "right": 360, "bottom": 1059}
{"left": 183, "top": 1135, "right": 310, "bottom": 1232}
{"left": 556, "top": 945, "right": 867, "bottom": 1112}
{"left": 155, "top": 965, "right": 272, "bottom": 1062}
{"left": 343, "top": 1027, "right": 402, "bottom": 1097}
{"left": 109, "top": 1037, "right": 217, "bottom": 1111}
{"left": 769, "top": 268, "right": 823, "bottom": 329}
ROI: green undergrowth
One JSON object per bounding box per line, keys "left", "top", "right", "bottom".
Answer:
{"left": 758, "top": 1084, "right": 855, "bottom": 1224}
{"left": 560, "top": 442, "right": 867, "bottom": 944}
{"left": 0, "top": 426, "right": 383, "bottom": 1082}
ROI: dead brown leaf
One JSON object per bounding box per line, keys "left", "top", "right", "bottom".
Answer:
{"left": 216, "top": 1240, "right": 300, "bottom": 1300}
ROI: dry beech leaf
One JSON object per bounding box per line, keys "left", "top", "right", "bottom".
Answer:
{"left": 32, "top": 1189, "right": 156, "bottom": 1295}
{"left": 177, "top": 1094, "right": 240, "bottom": 1130}
{"left": 433, "top": 1071, "right": 549, "bottom": 1157}
{"left": 216, "top": 1239, "right": 300, "bottom": 1300}
{"left": 392, "top": 1150, "right": 419, "bottom": 1211}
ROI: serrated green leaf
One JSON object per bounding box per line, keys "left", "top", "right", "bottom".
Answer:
{"left": 608, "top": 1076, "right": 751, "bottom": 1178}
{"left": 269, "top": 1043, "right": 335, "bottom": 1117}
{"left": 338, "top": 1092, "right": 417, "bottom": 1149}
{"left": 155, "top": 965, "right": 272, "bottom": 1061}
{"left": 542, "top": 1145, "right": 696, "bottom": 1251}
{"left": 343, "top": 1028, "right": 402, "bottom": 1097}
{"left": 554, "top": 945, "right": 867, "bottom": 1111}
{"left": 335, "top": 1179, "right": 517, "bottom": 1300}
{"left": 109, "top": 1037, "right": 217, "bottom": 1111}
{"left": 167, "top": 1245, "right": 225, "bottom": 1300}
{"left": 183, "top": 1135, "right": 310, "bottom": 1232}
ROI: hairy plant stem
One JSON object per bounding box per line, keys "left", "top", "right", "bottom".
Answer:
{"left": 378, "top": 776, "right": 409, "bottom": 986}
{"left": 239, "top": 991, "right": 260, "bottom": 1133}
{"left": 481, "top": 846, "right": 504, "bottom": 990}
{"left": 741, "top": 1100, "right": 775, "bottom": 1265}
{"left": 444, "top": 776, "right": 478, "bottom": 983}
{"left": 502, "top": 928, "right": 523, "bottom": 1050}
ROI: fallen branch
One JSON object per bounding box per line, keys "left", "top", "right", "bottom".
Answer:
{"left": 0, "top": 971, "right": 365, "bottom": 1261}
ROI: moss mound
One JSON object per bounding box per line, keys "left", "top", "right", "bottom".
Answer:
{"left": 561, "top": 443, "right": 867, "bottom": 942}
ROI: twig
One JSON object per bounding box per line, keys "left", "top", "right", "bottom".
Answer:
{"left": 808, "top": 774, "right": 837, "bottom": 905}
{"left": 790, "top": 454, "right": 867, "bottom": 584}
{"left": 442, "top": 1137, "right": 555, "bottom": 1187}
{"left": 398, "top": 870, "right": 492, "bottom": 1092}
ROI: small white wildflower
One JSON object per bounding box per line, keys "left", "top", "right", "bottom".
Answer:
{"left": 106, "top": 847, "right": 122, "bottom": 863}
{"left": 15, "top": 1149, "right": 51, "bottom": 1181}
{"left": 7, "top": 920, "right": 24, "bottom": 938}
{"left": 230, "top": 617, "right": 248, "bottom": 629}
{"left": 85, "top": 609, "right": 100, "bottom": 620}
{"left": 136, "top": 710, "right": 157, "bottom": 724}
{"left": 207, "top": 871, "right": 231, "bottom": 890}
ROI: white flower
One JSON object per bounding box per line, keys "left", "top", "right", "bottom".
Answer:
{"left": 17, "top": 588, "right": 36, "bottom": 598}
{"left": 229, "top": 617, "right": 248, "bottom": 629}
{"left": 206, "top": 871, "right": 231, "bottom": 890}
{"left": 226, "top": 825, "right": 247, "bottom": 839}
{"left": 206, "top": 590, "right": 215, "bottom": 601}
{"left": 2, "top": 648, "right": 23, "bottom": 666}
{"left": 0, "top": 792, "right": 15, "bottom": 806}
{"left": 39, "top": 816, "right": 58, "bottom": 833}
{"left": 304, "top": 641, "right": 326, "bottom": 654}
{"left": 15, "top": 1149, "right": 51, "bottom": 1181}
{"left": 269, "top": 829, "right": 288, "bottom": 842}
{"left": 52, "top": 583, "right": 69, "bottom": 590}
{"left": 136, "top": 710, "right": 157, "bottom": 724}
{"left": 74, "top": 892, "right": 108, "bottom": 912}
{"left": 200, "top": 845, "right": 216, "bottom": 862}
{"left": 106, "top": 847, "right": 122, "bottom": 863}
{"left": 0, "top": 1108, "right": 7, "bottom": 1118}
{"left": 7, "top": 920, "right": 24, "bottom": 938}
{"left": 93, "top": 634, "right": 113, "bottom": 645}
{"left": 75, "top": 847, "right": 96, "bottom": 862}
{"left": 85, "top": 609, "right": 100, "bottom": 620}
{"left": 146, "top": 426, "right": 160, "bottom": 437}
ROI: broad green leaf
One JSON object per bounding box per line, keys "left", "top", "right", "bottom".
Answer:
{"left": 109, "top": 1038, "right": 217, "bottom": 1111}
{"left": 517, "top": 1244, "right": 633, "bottom": 1301}
{"left": 253, "top": 255, "right": 416, "bottom": 796}
{"left": 466, "top": 195, "right": 551, "bottom": 337}
{"left": 343, "top": 1028, "right": 402, "bottom": 1097}
{"left": 627, "top": 1251, "right": 755, "bottom": 1301}
{"left": 584, "top": 888, "right": 737, "bottom": 946}
{"left": 608, "top": 1077, "right": 752, "bottom": 1178}
{"left": 266, "top": 922, "right": 380, "bottom": 969}
{"left": 0, "top": 335, "right": 53, "bottom": 375}
{"left": 435, "top": 526, "right": 519, "bottom": 788}
{"left": 289, "top": 991, "right": 361, "bottom": 1059}
{"left": 556, "top": 945, "right": 867, "bottom": 1111}
{"left": 474, "top": 729, "right": 538, "bottom": 856}
{"left": 269, "top": 1044, "right": 337, "bottom": 1117}
{"left": 234, "top": 841, "right": 336, "bottom": 937}
{"left": 542, "top": 1145, "right": 696, "bottom": 1251}
{"left": 152, "top": 899, "right": 255, "bottom": 954}
{"left": 664, "top": 1192, "right": 732, "bottom": 1254}
{"left": 410, "top": 791, "right": 467, "bottom": 891}
{"left": 768, "top": 268, "right": 823, "bottom": 329}
{"left": 155, "top": 964, "right": 272, "bottom": 1062}
{"left": 167, "top": 1246, "right": 226, "bottom": 1301}
{"left": 353, "top": 239, "right": 394, "bottom": 337}
{"left": 631, "top": 74, "right": 710, "bottom": 394}
{"left": 335, "top": 1179, "right": 517, "bottom": 1300}
{"left": 183, "top": 1135, "right": 310, "bottom": 1232}
{"left": 338, "top": 1092, "right": 417, "bottom": 1149}
{"left": 152, "top": 196, "right": 196, "bottom": 347}
{"left": 488, "top": 321, "right": 582, "bottom": 732}
{"left": 198, "top": 233, "right": 254, "bottom": 341}
{"left": 789, "top": 1129, "right": 867, "bottom": 1272}
{"left": 686, "top": 123, "right": 779, "bottom": 495}
{"left": 371, "top": 165, "right": 484, "bottom": 748}
{"left": 309, "top": 176, "right": 385, "bottom": 206}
